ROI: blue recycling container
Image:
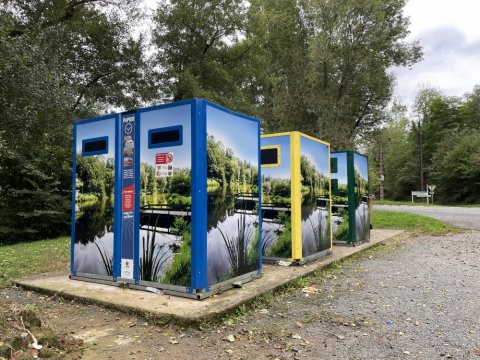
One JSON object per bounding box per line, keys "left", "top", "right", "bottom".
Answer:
{"left": 71, "top": 99, "right": 262, "bottom": 299}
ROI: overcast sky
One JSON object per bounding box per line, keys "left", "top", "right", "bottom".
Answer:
{"left": 392, "top": 0, "right": 480, "bottom": 105}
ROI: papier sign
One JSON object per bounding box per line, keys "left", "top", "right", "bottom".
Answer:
{"left": 121, "top": 115, "right": 135, "bottom": 279}
{"left": 155, "top": 152, "right": 174, "bottom": 177}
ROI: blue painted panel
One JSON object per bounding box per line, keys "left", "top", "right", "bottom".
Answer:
{"left": 133, "top": 111, "right": 141, "bottom": 283}
{"left": 190, "top": 99, "right": 208, "bottom": 291}
{"left": 82, "top": 136, "right": 109, "bottom": 156}
{"left": 70, "top": 124, "right": 77, "bottom": 275}
{"left": 148, "top": 125, "right": 183, "bottom": 149}
{"left": 113, "top": 116, "right": 121, "bottom": 279}
{"left": 257, "top": 124, "right": 263, "bottom": 272}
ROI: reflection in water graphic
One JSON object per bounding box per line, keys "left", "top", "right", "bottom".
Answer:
{"left": 75, "top": 200, "right": 114, "bottom": 245}
{"left": 355, "top": 202, "right": 370, "bottom": 242}
{"left": 261, "top": 221, "right": 285, "bottom": 255}
{"left": 207, "top": 212, "right": 258, "bottom": 285}
{"left": 301, "top": 204, "right": 330, "bottom": 257}
{"left": 139, "top": 227, "right": 179, "bottom": 282}
{"left": 74, "top": 233, "right": 113, "bottom": 275}
{"left": 74, "top": 200, "right": 114, "bottom": 275}
{"left": 207, "top": 190, "right": 259, "bottom": 286}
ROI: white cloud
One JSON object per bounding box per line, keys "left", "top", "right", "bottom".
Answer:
{"left": 392, "top": 0, "right": 480, "bottom": 104}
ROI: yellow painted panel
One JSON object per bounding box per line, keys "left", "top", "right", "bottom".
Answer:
{"left": 290, "top": 132, "right": 302, "bottom": 261}
{"left": 260, "top": 145, "right": 281, "bottom": 168}
{"left": 298, "top": 132, "right": 331, "bottom": 147}
{"left": 261, "top": 132, "right": 291, "bottom": 138}
{"left": 327, "top": 143, "right": 333, "bottom": 249}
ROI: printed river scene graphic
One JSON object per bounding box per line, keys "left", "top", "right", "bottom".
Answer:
{"left": 260, "top": 134, "right": 331, "bottom": 260}
{"left": 74, "top": 117, "right": 116, "bottom": 276}
{"left": 299, "top": 136, "right": 331, "bottom": 257}
{"left": 205, "top": 105, "right": 260, "bottom": 286}
{"left": 74, "top": 105, "right": 260, "bottom": 287}
{"left": 331, "top": 152, "right": 350, "bottom": 241}
{"left": 354, "top": 153, "right": 370, "bottom": 242}
{"left": 260, "top": 135, "right": 292, "bottom": 259}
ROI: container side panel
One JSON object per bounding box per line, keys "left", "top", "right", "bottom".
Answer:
{"left": 260, "top": 135, "right": 292, "bottom": 259}
{"left": 120, "top": 113, "right": 136, "bottom": 280}
{"left": 299, "top": 136, "right": 331, "bottom": 257}
{"left": 330, "top": 152, "right": 350, "bottom": 241}
{"left": 74, "top": 117, "right": 116, "bottom": 278}
{"left": 137, "top": 104, "right": 192, "bottom": 287}
{"left": 206, "top": 105, "right": 260, "bottom": 286}
{"left": 353, "top": 153, "right": 370, "bottom": 242}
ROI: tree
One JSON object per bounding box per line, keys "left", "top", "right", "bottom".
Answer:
{"left": 430, "top": 133, "right": 480, "bottom": 204}
{"left": 245, "top": 0, "right": 422, "bottom": 148}
{"left": 152, "top": 0, "right": 250, "bottom": 108}
{"left": 0, "top": 0, "right": 150, "bottom": 243}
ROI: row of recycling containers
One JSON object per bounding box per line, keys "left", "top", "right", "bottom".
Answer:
{"left": 72, "top": 99, "right": 371, "bottom": 299}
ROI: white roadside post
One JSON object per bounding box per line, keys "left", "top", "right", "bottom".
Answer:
{"left": 428, "top": 184, "right": 437, "bottom": 204}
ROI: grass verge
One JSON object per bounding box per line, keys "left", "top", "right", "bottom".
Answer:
{"left": 375, "top": 200, "right": 480, "bottom": 207}
{"left": 373, "top": 210, "right": 458, "bottom": 235}
{"left": 375, "top": 200, "right": 438, "bottom": 206}
{"left": 0, "top": 236, "right": 70, "bottom": 288}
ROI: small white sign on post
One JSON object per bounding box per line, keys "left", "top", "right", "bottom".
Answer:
{"left": 411, "top": 190, "right": 431, "bottom": 204}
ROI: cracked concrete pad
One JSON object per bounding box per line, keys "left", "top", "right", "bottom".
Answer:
{"left": 15, "top": 229, "right": 404, "bottom": 323}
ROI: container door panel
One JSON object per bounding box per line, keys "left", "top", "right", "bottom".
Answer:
{"left": 73, "top": 117, "right": 117, "bottom": 279}
{"left": 137, "top": 105, "right": 193, "bottom": 288}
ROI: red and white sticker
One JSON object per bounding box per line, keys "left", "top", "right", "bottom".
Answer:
{"left": 155, "top": 152, "right": 174, "bottom": 177}
{"left": 156, "top": 152, "right": 174, "bottom": 165}
{"left": 122, "top": 185, "right": 134, "bottom": 211}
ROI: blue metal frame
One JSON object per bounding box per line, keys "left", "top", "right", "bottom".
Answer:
{"left": 81, "top": 136, "right": 109, "bottom": 156}
{"left": 147, "top": 125, "right": 183, "bottom": 149}
{"left": 72, "top": 99, "right": 263, "bottom": 293}
{"left": 133, "top": 111, "right": 141, "bottom": 284}
{"left": 70, "top": 124, "right": 77, "bottom": 275}
{"left": 190, "top": 99, "right": 208, "bottom": 292}
{"left": 71, "top": 114, "right": 119, "bottom": 277}
{"left": 257, "top": 116, "right": 263, "bottom": 273}
{"left": 113, "top": 117, "right": 121, "bottom": 279}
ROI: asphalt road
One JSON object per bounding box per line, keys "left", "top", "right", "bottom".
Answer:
{"left": 375, "top": 204, "right": 480, "bottom": 229}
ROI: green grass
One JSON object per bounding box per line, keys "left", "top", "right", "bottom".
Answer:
{"left": 375, "top": 199, "right": 439, "bottom": 206}
{"left": 374, "top": 210, "right": 457, "bottom": 235}
{"left": 0, "top": 236, "right": 70, "bottom": 288}
{"left": 375, "top": 199, "right": 480, "bottom": 207}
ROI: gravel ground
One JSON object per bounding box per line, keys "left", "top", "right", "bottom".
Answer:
{"left": 375, "top": 205, "right": 480, "bottom": 229}
{"left": 2, "top": 231, "right": 479, "bottom": 359}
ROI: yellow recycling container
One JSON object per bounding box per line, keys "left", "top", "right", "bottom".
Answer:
{"left": 260, "top": 132, "right": 332, "bottom": 265}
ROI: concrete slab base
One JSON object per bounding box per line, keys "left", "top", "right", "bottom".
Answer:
{"left": 15, "top": 229, "right": 405, "bottom": 323}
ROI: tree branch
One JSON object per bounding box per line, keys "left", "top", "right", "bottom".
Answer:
{"left": 8, "top": 0, "right": 102, "bottom": 37}
{"left": 71, "top": 70, "right": 114, "bottom": 111}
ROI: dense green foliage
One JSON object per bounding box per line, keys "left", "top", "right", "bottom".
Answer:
{"left": 162, "top": 217, "right": 191, "bottom": 286}
{"left": 76, "top": 155, "right": 115, "bottom": 198}
{"left": 0, "top": 0, "right": 420, "bottom": 242}
{"left": 300, "top": 155, "right": 329, "bottom": 196}
{"left": 153, "top": 0, "right": 421, "bottom": 147}
{"left": 368, "top": 85, "right": 480, "bottom": 204}
{"left": 267, "top": 213, "right": 292, "bottom": 258}
{"left": 207, "top": 135, "right": 258, "bottom": 189}
{"left": 0, "top": 0, "right": 150, "bottom": 243}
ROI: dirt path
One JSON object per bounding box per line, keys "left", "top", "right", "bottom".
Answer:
{"left": 2, "top": 231, "right": 479, "bottom": 359}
